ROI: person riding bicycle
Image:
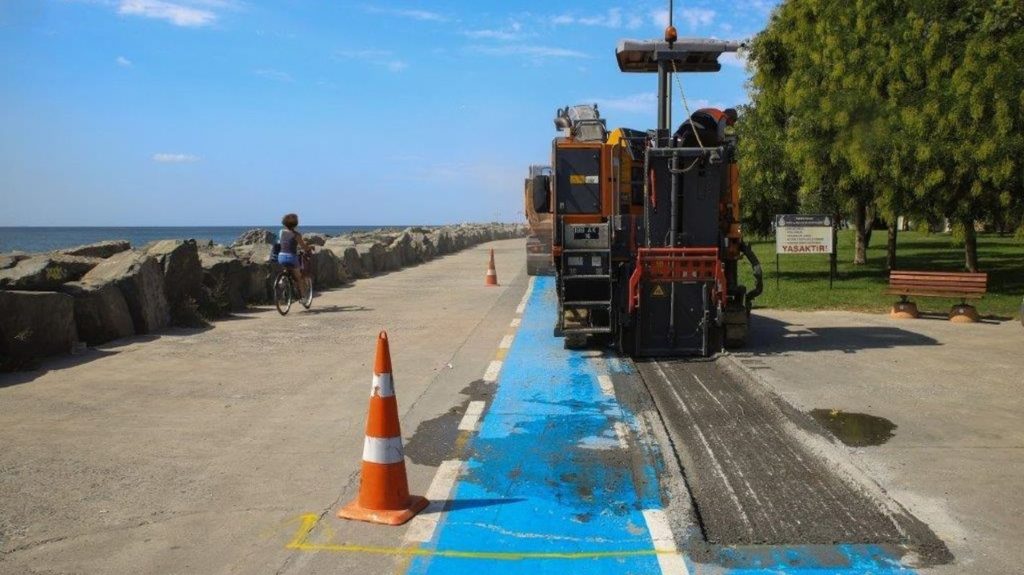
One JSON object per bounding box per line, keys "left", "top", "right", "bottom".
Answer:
{"left": 277, "top": 213, "right": 313, "bottom": 299}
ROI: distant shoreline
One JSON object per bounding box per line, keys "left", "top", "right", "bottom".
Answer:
{"left": 0, "top": 225, "right": 412, "bottom": 254}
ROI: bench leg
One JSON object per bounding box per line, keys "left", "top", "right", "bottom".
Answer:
{"left": 891, "top": 299, "right": 919, "bottom": 319}
{"left": 949, "top": 303, "right": 979, "bottom": 323}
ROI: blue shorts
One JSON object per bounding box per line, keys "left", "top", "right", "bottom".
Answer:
{"left": 278, "top": 252, "right": 298, "bottom": 268}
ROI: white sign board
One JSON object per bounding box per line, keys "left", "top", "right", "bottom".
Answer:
{"left": 775, "top": 214, "right": 834, "bottom": 255}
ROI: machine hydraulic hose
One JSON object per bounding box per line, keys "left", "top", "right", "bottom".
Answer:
{"left": 740, "top": 241, "right": 763, "bottom": 312}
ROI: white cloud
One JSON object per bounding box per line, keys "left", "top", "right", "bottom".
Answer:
{"left": 590, "top": 92, "right": 656, "bottom": 114}
{"left": 116, "top": 55, "right": 132, "bottom": 67}
{"left": 253, "top": 68, "right": 292, "bottom": 82}
{"left": 117, "top": 0, "right": 217, "bottom": 27}
{"left": 363, "top": 6, "right": 447, "bottom": 23}
{"left": 650, "top": 7, "right": 716, "bottom": 30}
{"left": 552, "top": 8, "right": 628, "bottom": 29}
{"left": 680, "top": 8, "right": 715, "bottom": 30}
{"left": 335, "top": 49, "right": 409, "bottom": 72}
{"left": 152, "top": 153, "right": 200, "bottom": 163}
{"left": 463, "top": 20, "right": 524, "bottom": 42}
{"left": 650, "top": 8, "right": 669, "bottom": 27}
{"left": 719, "top": 51, "right": 748, "bottom": 69}
{"left": 474, "top": 45, "right": 588, "bottom": 59}
{"left": 464, "top": 28, "right": 518, "bottom": 41}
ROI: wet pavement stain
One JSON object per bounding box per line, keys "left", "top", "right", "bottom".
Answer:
{"left": 809, "top": 409, "right": 897, "bottom": 447}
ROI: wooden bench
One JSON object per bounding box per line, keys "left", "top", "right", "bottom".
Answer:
{"left": 887, "top": 270, "right": 988, "bottom": 322}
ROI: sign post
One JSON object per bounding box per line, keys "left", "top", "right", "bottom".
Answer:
{"left": 775, "top": 214, "right": 835, "bottom": 289}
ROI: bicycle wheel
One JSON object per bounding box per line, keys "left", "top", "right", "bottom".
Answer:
{"left": 274, "top": 273, "right": 292, "bottom": 315}
{"left": 300, "top": 276, "right": 313, "bottom": 309}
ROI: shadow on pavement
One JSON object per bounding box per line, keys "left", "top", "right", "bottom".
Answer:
{"left": 421, "top": 498, "right": 527, "bottom": 515}
{"left": 745, "top": 314, "right": 940, "bottom": 354}
{"left": 301, "top": 305, "right": 371, "bottom": 315}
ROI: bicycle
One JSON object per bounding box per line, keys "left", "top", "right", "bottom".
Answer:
{"left": 274, "top": 249, "right": 314, "bottom": 315}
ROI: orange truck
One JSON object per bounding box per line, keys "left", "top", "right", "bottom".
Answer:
{"left": 524, "top": 164, "right": 554, "bottom": 275}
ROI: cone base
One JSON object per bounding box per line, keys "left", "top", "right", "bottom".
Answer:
{"left": 337, "top": 495, "right": 428, "bottom": 526}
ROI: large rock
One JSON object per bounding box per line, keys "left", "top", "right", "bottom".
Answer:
{"left": 0, "top": 252, "right": 30, "bottom": 270}
{"left": 232, "top": 228, "right": 275, "bottom": 247}
{"left": 0, "top": 291, "right": 77, "bottom": 359}
{"left": 232, "top": 244, "right": 281, "bottom": 303}
{"left": 355, "top": 243, "right": 384, "bottom": 274}
{"left": 311, "top": 248, "right": 347, "bottom": 288}
{"left": 82, "top": 251, "right": 170, "bottom": 334}
{"left": 303, "top": 233, "right": 328, "bottom": 247}
{"left": 323, "top": 238, "right": 361, "bottom": 277}
{"left": 0, "top": 254, "right": 102, "bottom": 291}
{"left": 60, "top": 281, "right": 135, "bottom": 345}
{"left": 145, "top": 240, "right": 204, "bottom": 324}
{"left": 61, "top": 240, "right": 131, "bottom": 259}
{"left": 199, "top": 253, "right": 248, "bottom": 313}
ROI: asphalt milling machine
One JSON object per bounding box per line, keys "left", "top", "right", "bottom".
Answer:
{"left": 529, "top": 32, "right": 952, "bottom": 568}
{"left": 541, "top": 38, "right": 764, "bottom": 357}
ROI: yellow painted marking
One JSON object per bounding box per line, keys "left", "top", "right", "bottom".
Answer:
{"left": 495, "top": 348, "right": 508, "bottom": 361}
{"left": 286, "top": 514, "right": 678, "bottom": 561}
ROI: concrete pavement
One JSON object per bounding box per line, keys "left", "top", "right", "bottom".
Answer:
{"left": 0, "top": 238, "right": 528, "bottom": 575}
{"left": 732, "top": 309, "right": 1024, "bottom": 574}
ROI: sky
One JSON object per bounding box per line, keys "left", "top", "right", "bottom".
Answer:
{"left": 0, "top": 0, "right": 779, "bottom": 226}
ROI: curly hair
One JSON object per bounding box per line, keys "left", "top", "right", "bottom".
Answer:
{"left": 282, "top": 213, "right": 299, "bottom": 229}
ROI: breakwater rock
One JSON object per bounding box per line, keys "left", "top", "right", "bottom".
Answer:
{"left": 0, "top": 224, "right": 526, "bottom": 365}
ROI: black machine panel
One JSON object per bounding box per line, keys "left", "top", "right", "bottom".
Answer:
{"left": 680, "top": 163, "right": 722, "bottom": 247}
{"left": 555, "top": 148, "right": 602, "bottom": 214}
{"left": 636, "top": 282, "right": 708, "bottom": 356}
{"left": 644, "top": 150, "right": 724, "bottom": 248}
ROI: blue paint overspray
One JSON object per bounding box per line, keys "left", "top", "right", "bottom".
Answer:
{"left": 408, "top": 277, "right": 919, "bottom": 575}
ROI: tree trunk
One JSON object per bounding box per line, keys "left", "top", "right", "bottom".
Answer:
{"left": 963, "top": 218, "right": 979, "bottom": 272}
{"left": 886, "top": 219, "right": 898, "bottom": 270}
{"left": 864, "top": 204, "right": 876, "bottom": 248}
{"left": 853, "top": 199, "right": 868, "bottom": 265}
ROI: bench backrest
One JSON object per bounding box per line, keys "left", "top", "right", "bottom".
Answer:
{"left": 888, "top": 270, "right": 988, "bottom": 295}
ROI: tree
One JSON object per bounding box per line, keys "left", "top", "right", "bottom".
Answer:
{"left": 736, "top": 102, "right": 800, "bottom": 238}
{"left": 746, "top": 0, "right": 1024, "bottom": 272}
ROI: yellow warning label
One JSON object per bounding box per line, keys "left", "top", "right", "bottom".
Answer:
{"left": 652, "top": 284, "right": 666, "bottom": 297}
{"left": 569, "top": 174, "right": 586, "bottom": 184}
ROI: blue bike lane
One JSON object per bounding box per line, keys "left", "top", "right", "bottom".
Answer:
{"left": 406, "top": 276, "right": 918, "bottom": 575}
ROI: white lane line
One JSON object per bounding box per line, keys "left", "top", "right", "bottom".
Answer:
{"left": 597, "top": 375, "right": 615, "bottom": 397}
{"left": 483, "top": 360, "right": 503, "bottom": 383}
{"left": 642, "top": 508, "right": 690, "bottom": 575}
{"left": 510, "top": 317, "right": 521, "bottom": 328}
{"left": 458, "top": 401, "right": 486, "bottom": 432}
{"left": 498, "top": 334, "right": 515, "bottom": 349}
{"left": 613, "top": 421, "right": 630, "bottom": 450}
{"left": 404, "top": 460, "right": 464, "bottom": 543}
{"left": 515, "top": 276, "right": 536, "bottom": 315}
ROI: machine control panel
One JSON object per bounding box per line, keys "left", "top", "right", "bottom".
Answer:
{"left": 563, "top": 222, "right": 610, "bottom": 249}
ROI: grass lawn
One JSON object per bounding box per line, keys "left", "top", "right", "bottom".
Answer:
{"left": 737, "top": 230, "right": 1024, "bottom": 319}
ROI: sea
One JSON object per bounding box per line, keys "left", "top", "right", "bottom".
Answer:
{"left": 0, "top": 226, "right": 398, "bottom": 254}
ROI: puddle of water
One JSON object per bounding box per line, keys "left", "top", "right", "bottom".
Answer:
{"left": 808, "top": 409, "right": 896, "bottom": 447}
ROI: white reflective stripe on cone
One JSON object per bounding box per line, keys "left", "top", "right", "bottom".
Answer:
{"left": 371, "top": 373, "right": 395, "bottom": 398}
{"left": 363, "top": 436, "right": 405, "bottom": 465}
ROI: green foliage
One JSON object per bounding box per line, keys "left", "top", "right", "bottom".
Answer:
{"left": 742, "top": 0, "right": 1024, "bottom": 266}
{"left": 737, "top": 103, "right": 800, "bottom": 237}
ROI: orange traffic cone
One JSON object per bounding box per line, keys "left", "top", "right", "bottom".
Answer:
{"left": 337, "top": 331, "right": 428, "bottom": 526}
{"left": 485, "top": 249, "right": 499, "bottom": 287}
